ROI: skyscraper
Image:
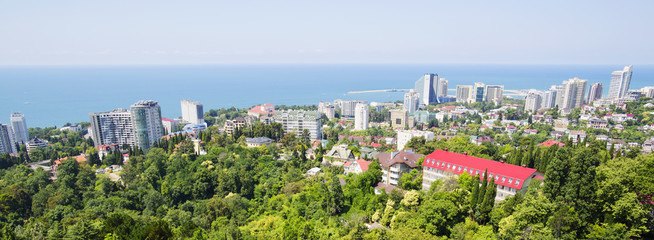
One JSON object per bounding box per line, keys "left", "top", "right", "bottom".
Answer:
{"left": 318, "top": 101, "right": 335, "bottom": 120}
{"left": 456, "top": 85, "right": 473, "bottom": 103}
{"left": 608, "top": 65, "right": 633, "bottom": 99}
{"left": 10, "top": 113, "right": 29, "bottom": 145}
{"left": 438, "top": 78, "right": 448, "bottom": 97}
{"left": 414, "top": 73, "right": 440, "bottom": 105}
{"left": 525, "top": 93, "right": 542, "bottom": 112}
{"left": 354, "top": 103, "right": 369, "bottom": 131}
{"left": 131, "top": 100, "right": 164, "bottom": 151}
{"left": 340, "top": 100, "right": 368, "bottom": 119}
{"left": 89, "top": 109, "right": 137, "bottom": 147}
{"left": 0, "top": 123, "right": 14, "bottom": 154}
{"left": 180, "top": 100, "right": 204, "bottom": 125}
{"left": 474, "top": 82, "right": 485, "bottom": 102}
{"left": 560, "top": 77, "right": 588, "bottom": 109}
{"left": 485, "top": 85, "right": 504, "bottom": 103}
{"left": 403, "top": 90, "right": 420, "bottom": 113}
{"left": 552, "top": 85, "right": 564, "bottom": 107}
{"left": 541, "top": 90, "right": 557, "bottom": 109}
{"left": 586, "top": 83, "right": 603, "bottom": 103}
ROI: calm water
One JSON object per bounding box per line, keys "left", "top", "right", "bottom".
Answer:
{"left": 1, "top": 64, "right": 652, "bottom": 127}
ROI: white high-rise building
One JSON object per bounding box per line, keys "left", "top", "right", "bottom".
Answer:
{"left": 354, "top": 103, "right": 369, "bottom": 131}
{"left": 0, "top": 123, "right": 14, "bottom": 154}
{"left": 89, "top": 109, "right": 137, "bottom": 147}
{"left": 438, "top": 78, "right": 448, "bottom": 97}
{"left": 586, "top": 83, "right": 603, "bottom": 103}
{"left": 403, "top": 90, "right": 420, "bottom": 113}
{"left": 340, "top": 100, "right": 367, "bottom": 119}
{"left": 131, "top": 100, "right": 164, "bottom": 151}
{"left": 180, "top": 100, "right": 204, "bottom": 125}
{"left": 640, "top": 86, "right": 654, "bottom": 98}
{"left": 608, "top": 65, "right": 633, "bottom": 99}
{"left": 414, "top": 74, "right": 440, "bottom": 105}
{"left": 525, "top": 93, "right": 542, "bottom": 112}
{"left": 456, "top": 85, "right": 473, "bottom": 103}
{"left": 560, "top": 77, "right": 587, "bottom": 109}
{"left": 273, "top": 110, "right": 322, "bottom": 140}
{"left": 318, "top": 101, "right": 336, "bottom": 120}
{"left": 485, "top": 85, "right": 504, "bottom": 103}
{"left": 541, "top": 90, "right": 557, "bottom": 109}
{"left": 552, "top": 85, "right": 564, "bottom": 107}
{"left": 474, "top": 82, "right": 485, "bottom": 103}
{"left": 10, "top": 113, "right": 28, "bottom": 145}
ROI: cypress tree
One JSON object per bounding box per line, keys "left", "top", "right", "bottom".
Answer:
{"left": 470, "top": 174, "right": 481, "bottom": 211}
{"left": 477, "top": 170, "right": 488, "bottom": 206}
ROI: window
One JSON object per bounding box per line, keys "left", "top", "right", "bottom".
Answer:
{"left": 508, "top": 178, "right": 513, "bottom": 184}
{"left": 489, "top": 173, "right": 494, "bottom": 179}
{"left": 452, "top": 164, "right": 456, "bottom": 170}
{"left": 458, "top": 166, "right": 462, "bottom": 171}
{"left": 501, "top": 176, "right": 506, "bottom": 182}
{"left": 436, "top": 161, "right": 440, "bottom": 166}
{"left": 475, "top": 170, "right": 479, "bottom": 175}
{"left": 447, "top": 163, "right": 450, "bottom": 169}
{"left": 495, "top": 175, "right": 500, "bottom": 181}
{"left": 396, "top": 119, "right": 402, "bottom": 124}
{"left": 464, "top": 167, "right": 468, "bottom": 172}
{"left": 515, "top": 179, "right": 521, "bottom": 185}
{"left": 441, "top": 161, "right": 445, "bottom": 167}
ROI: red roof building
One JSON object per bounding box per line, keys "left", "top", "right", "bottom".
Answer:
{"left": 344, "top": 159, "right": 373, "bottom": 175}
{"left": 538, "top": 140, "right": 565, "bottom": 147}
{"left": 422, "top": 149, "right": 543, "bottom": 202}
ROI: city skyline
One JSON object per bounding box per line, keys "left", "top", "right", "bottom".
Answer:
{"left": 1, "top": 1, "right": 654, "bottom": 65}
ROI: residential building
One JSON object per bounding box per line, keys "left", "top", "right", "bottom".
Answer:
{"left": 377, "top": 150, "right": 423, "bottom": 186}
{"left": 560, "top": 77, "right": 588, "bottom": 109}
{"left": 474, "top": 82, "right": 485, "bottom": 103}
{"left": 97, "top": 144, "right": 119, "bottom": 160}
{"left": 553, "top": 118, "right": 570, "bottom": 132}
{"left": 640, "top": 86, "right": 654, "bottom": 98}
{"left": 344, "top": 159, "right": 372, "bottom": 175}
{"left": 569, "top": 130, "right": 587, "bottom": 144}
{"left": 180, "top": 100, "right": 204, "bottom": 125}
{"left": 26, "top": 137, "right": 48, "bottom": 156}
{"left": 273, "top": 110, "right": 322, "bottom": 140}
{"left": 396, "top": 129, "right": 435, "bottom": 150}
{"left": 541, "top": 90, "right": 557, "bottom": 109}
{"left": 485, "top": 85, "right": 504, "bottom": 104}
{"left": 552, "top": 85, "right": 565, "bottom": 107}
{"left": 10, "top": 112, "right": 29, "bottom": 145}
{"left": 130, "top": 100, "right": 164, "bottom": 151}
{"left": 318, "top": 101, "right": 336, "bottom": 120}
{"left": 403, "top": 90, "right": 420, "bottom": 113}
{"left": 325, "top": 144, "right": 356, "bottom": 161}
{"left": 0, "top": 123, "right": 14, "bottom": 154}
{"left": 524, "top": 93, "right": 542, "bottom": 112}
{"left": 412, "top": 111, "right": 433, "bottom": 124}
{"left": 246, "top": 137, "right": 274, "bottom": 148}
{"left": 247, "top": 103, "right": 275, "bottom": 119}
{"left": 389, "top": 109, "right": 413, "bottom": 129}
{"left": 224, "top": 117, "right": 247, "bottom": 136}
{"left": 608, "top": 65, "right": 633, "bottom": 99}
{"left": 59, "top": 125, "right": 82, "bottom": 132}
{"left": 456, "top": 85, "right": 473, "bottom": 103}
{"left": 340, "top": 100, "right": 368, "bottom": 119}
{"left": 471, "top": 136, "right": 494, "bottom": 145}
{"left": 89, "top": 109, "right": 137, "bottom": 147}
{"left": 414, "top": 73, "right": 440, "bottom": 105}
{"left": 586, "top": 83, "right": 603, "bottom": 103}
{"left": 354, "top": 103, "right": 369, "bottom": 131}
{"left": 422, "top": 150, "right": 543, "bottom": 201}
{"left": 438, "top": 78, "right": 448, "bottom": 97}
{"left": 161, "top": 118, "right": 182, "bottom": 134}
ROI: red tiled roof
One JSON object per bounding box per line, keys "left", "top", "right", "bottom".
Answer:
{"left": 538, "top": 140, "right": 565, "bottom": 147}
{"left": 376, "top": 150, "right": 423, "bottom": 168}
{"left": 357, "top": 159, "right": 372, "bottom": 171}
{"left": 423, "top": 150, "right": 540, "bottom": 189}
{"left": 161, "top": 117, "right": 175, "bottom": 122}
{"left": 248, "top": 103, "right": 275, "bottom": 114}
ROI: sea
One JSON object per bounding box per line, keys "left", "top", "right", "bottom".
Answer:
{"left": 1, "top": 64, "right": 652, "bottom": 128}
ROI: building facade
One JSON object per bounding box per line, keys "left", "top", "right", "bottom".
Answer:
{"left": 318, "top": 101, "right": 336, "bottom": 120}
{"left": 273, "top": 110, "right": 322, "bottom": 140}
{"left": 130, "top": 100, "right": 164, "bottom": 151}
{"left": 403, "top": 90, "right": 420, "bottom": 113}
{"left": 541, "top": 90, "right": 557, "bottom": 109}
{"left": 560, "top": 77, "right": 588, "bottom": 109}
{"left": 376, "top": 150, "right": 423, "bottom": 186}
{"left": 414, "top": 73, "right": 440, "bottom": 105}
{"left": 586, "top": 83, "right": 603, "bottom": 103}
{"left": 422, "top": 150, "right": 543, "bottom": 202}
{"left": 608, "top": 65, "right": 633, "bottom": 99}
{"left": 389, "top": 109, "right": 413, "bottom": 129}
{"left": 525, "top": 93, "right": 542, "bottom": 112}
{"left": 89, "top": 109, "right": 137, "bottom": 147}
{"left": 396, "top": 130, "right": 435, "bottom": 150}
{"left": 10, "top": 112, "right": 29, "bottom": 145}
{"left": 354, "top": 103, "right": 369, "bottom": 131}
{"left": 474, "top": 82, "right": 485, "bottom": 103}
{"left": 456, "top": 85, "right": 473, "bottom": 103}
{"left": 340, "top": 100, "right": 367, "bottom": 119}
{"left": 438, "top": 78, "right": 448, "bottom": 97}
{"left": 0, "top": 123, "right": 14, "bottom": 154}
{"left": 485, "top": 85, "right": 504, "bottom": 104}
{"left": 180, "top": 100, "right": 204, "bottom": 125}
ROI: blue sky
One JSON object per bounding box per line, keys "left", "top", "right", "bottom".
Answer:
{"left": 1, "top": 0, "right": 652, "bottom": 65}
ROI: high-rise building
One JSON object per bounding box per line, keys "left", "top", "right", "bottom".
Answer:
{"left": 525, "top": 93, "right": 542, "bottom": 112}
{"left": 131, "top": 100, "right": 164, "bottom": 151}
{"left": 560, "top": 77, "right": 587, "bottom": 109}
{"left": 273, "top": 110, "right": 322, "bottom": 140}
{"left": 608, "top": 65, "right": 633, "bottom": 99}
{"left": 354, "top": 103, "right": 369, "bottom": 131}
{"left": 586, "top": 83, "right": 603, "bottom": 103}
{"left": 340, "top": 100, "right": 367, "bottom": 119}
{"left": 456, "top": 85, "right": 473, "bottom": 103}
{"left": 403, "top": 90, "right": 420, "bottom": 113}
{"left": 318, "top": 101, "right": 336, "bottom": 120}
{"left": 438, "top": 78, "right": 448, "bottom": 97}
{"left": 551, "top": 85, "right": 564, "bottom": 107}
{"left": 0, "top": 123, "right": 14, "bottom": 154}
{"left": 180, "top": 100, "right": 204, "bottom": 125}
{"left": 10, "top": 113, "right": 28, "bottom": 145}
{"left": 474, "top": 82, "right": 485, "bottom": 103}
{"left": 541, "top": 90, "right": 557, "bottom": 109}
{"left": 640, "top": 86, "right": 654, "bottom": 98}
{"left": 485, "top": 85, "right": 504, "bottom": 104}
{"left": 414, "top": 74, "right": 440, "bottom": 105}
{"left": 89, "top": 109, "right": 137, "bottom": 147}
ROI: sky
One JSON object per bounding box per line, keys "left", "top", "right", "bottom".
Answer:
{"left": 1, "top": 0, "right": 653, "bottom": 65}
